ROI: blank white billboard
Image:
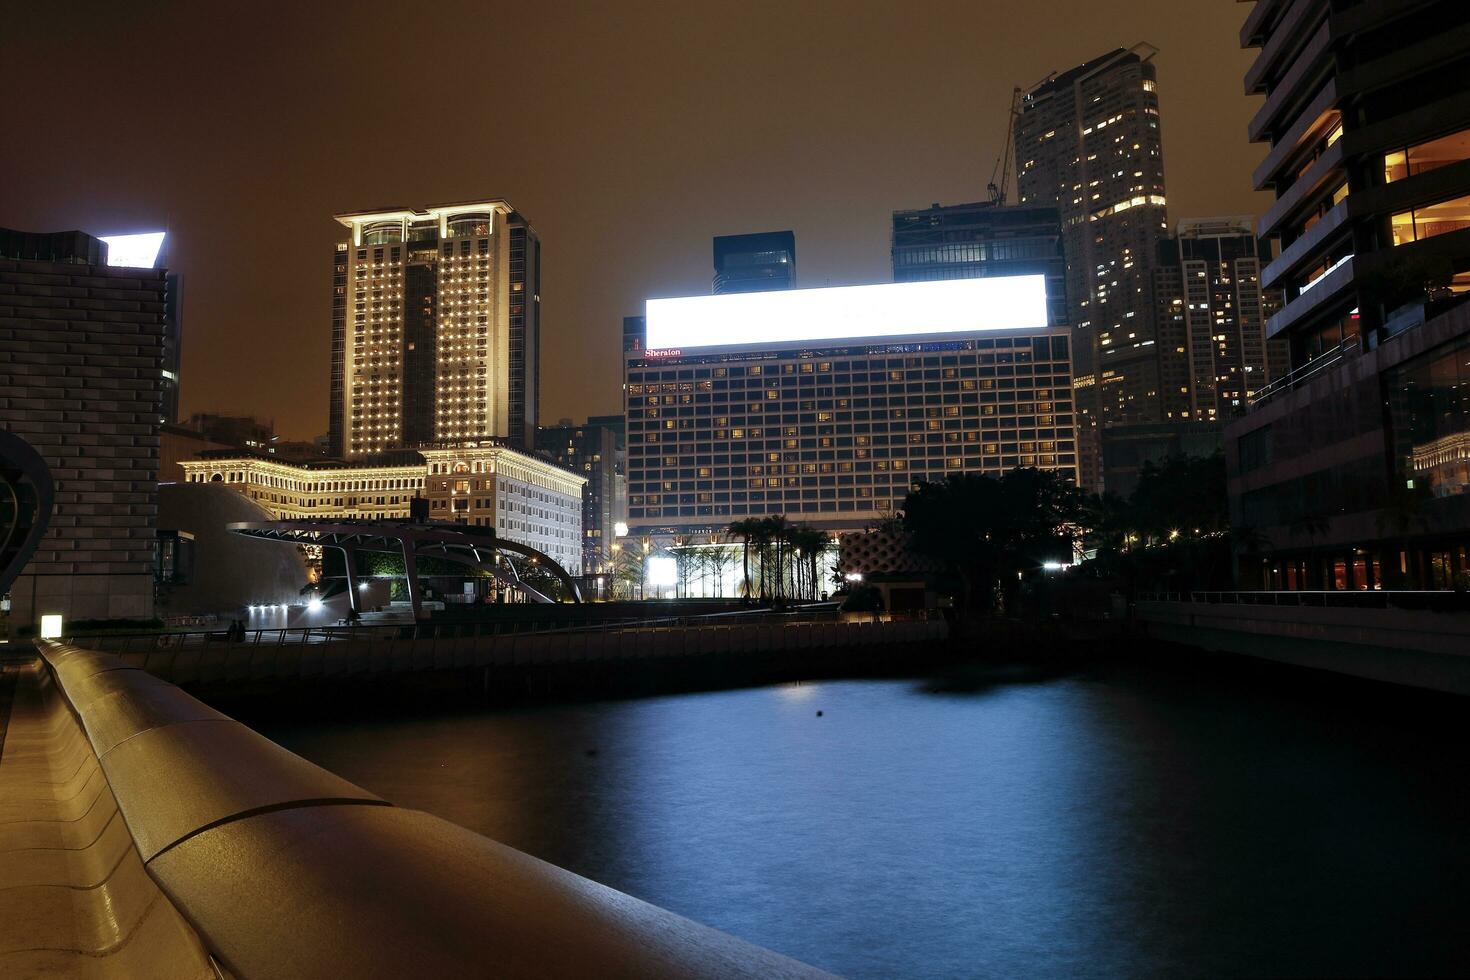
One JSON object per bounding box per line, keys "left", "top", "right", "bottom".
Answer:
{"left": 645, "top": 275, "right": 1047, "bottom": 352}
{"left": 100, "top": 232, "right": 166, "bottom": 269}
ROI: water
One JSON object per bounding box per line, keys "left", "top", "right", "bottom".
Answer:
{"left": 250, "top": 651, "right": 1470, "bottom": 978}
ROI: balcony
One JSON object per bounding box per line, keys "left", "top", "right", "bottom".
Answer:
{"left": 1258, "top": 138, "right": 1345, "bottom": 239}
{"left": 1266, "top": 254, "right": 1358, "bottom": 339}
{"left": 1260, "top": 197, "right": 1350, "bottom": 291}
{"left": 1252, "top": 79, "right": 1339, "bottom": 191}
{"left": 1248, "top": 19, "right": 1332, "bottom": 143}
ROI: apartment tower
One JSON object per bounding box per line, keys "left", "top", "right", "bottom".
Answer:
{"left": 1153, "top": 217, "right": 1288, "bottom": 422}
{"left": 1014, "top": 44, "right": 1170, "bottom": 491}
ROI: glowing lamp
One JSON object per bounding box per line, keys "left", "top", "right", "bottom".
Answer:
{"left": 40, "top": 614, "right": 63, "bottom": 639}
{"left": 646, "top": 555, "right": 678, "bottom": 587}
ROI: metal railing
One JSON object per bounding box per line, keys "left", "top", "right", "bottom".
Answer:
{"left": 65, "top": 603, "right": 848, "bottom": 655}
{"left": 1138, "top": 590, "right": 1466, "bottom": 611}
{"left": 1247, "top": 335, "right": 1360, "bottom": 408}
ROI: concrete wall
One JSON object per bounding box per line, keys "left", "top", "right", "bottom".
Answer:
{"left": 1, "top": 256, "right": 168, "bottom": 625}
{"left": 155, "top": 482, "right": 310, "bottom": 617}
{"left": 1136, "top": 600, "right": 1470, "bottom": 694}
{"left": 109, "top": 618, "right": 948, "bottom": 690}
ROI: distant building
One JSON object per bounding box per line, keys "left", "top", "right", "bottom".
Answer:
{"left": 623, "top": 315, "right": 646, "bottom": 354}
{"left": 1227, "top": 0, "right": 1470, "bottom": 590}
{"left": 713, "top": 231, "right": 795, "bottom": 294}
{"left": 624, "top": 276, "right": 1074, "bottom": 540}
{"left": 185, "top": 413, "right": 275, "bottom": 451}
{"left": 328, "top": 201, "right": 541, "bottom": 457}
{"left": 1152, "top": 217, "right": 1289, "bottom": 423}
{"left": 891, "top": 200, "right": 1069, "bottom": 328}
{"left": 1100, "top": 422, "right": 1225, "bottom": 499}
{"left": 179, "top": 442, "right": 584, "bottom": 576}
{"left": 1015, "top": 44, "right": 1171, "bottom": 491}
{"left": 1, "top": 227, "right": 171, "bottom": 625}
{"left": 536, "top": 418, "right": 619, "bottom": 574}
{"left": 588, "top": 412, "right": 628, "bottom": 539}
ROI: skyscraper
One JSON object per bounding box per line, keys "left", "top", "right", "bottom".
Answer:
{"left": 1153, "top": 217, "right": 1288, "bottom": 422}
{"left": 1014, "top": 44, "right": 1170, "bottom": 491}
{"left": 713, "top": 231, "right": 796, "bottom": 294}
{"left": 329, "top": 201, "right": 540, "bottom": 458}
{"left": 891, "top": 200, "right": 1069, "bottom": 328}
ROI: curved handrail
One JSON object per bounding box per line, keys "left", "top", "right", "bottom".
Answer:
{"left": 37, "top": 641, "right": 833, "bottom": 979}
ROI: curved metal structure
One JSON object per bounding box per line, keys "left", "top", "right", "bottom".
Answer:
{"left": 228, "top": 520, "right": 582, "bottom": 618}
{"left": 0, "top": 429, "right": 55, "bottom": 599}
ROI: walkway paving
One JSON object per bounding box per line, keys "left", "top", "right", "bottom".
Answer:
{"left": 0, "top": 653, "right": 216, "bottom": 979}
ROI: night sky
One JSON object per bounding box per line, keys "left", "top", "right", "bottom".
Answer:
{"left": 2, "top": 1, "right": 1265, "bottom": 440}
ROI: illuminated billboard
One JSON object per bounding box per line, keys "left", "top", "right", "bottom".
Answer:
{"left": 645, "top": 275, "right": 1047, "bottom": 352}
{"left": 99, "top": 232, "right": 166, "bottom": 269}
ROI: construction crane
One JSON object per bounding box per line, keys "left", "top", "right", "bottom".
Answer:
{"left": 987, "top": 86, "right": 1024, "bottom": 206}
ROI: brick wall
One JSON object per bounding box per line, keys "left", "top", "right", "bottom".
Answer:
{"left": 0, "top": 257, "right": 168, "bottom": 624}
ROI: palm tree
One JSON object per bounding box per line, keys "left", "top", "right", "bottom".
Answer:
{"left": 764, "top": 515, "right": 791, "bottom": 601}
{"left": 727, "top": 518, "right": 761, "bottom": 599}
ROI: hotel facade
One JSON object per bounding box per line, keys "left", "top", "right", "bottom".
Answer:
{"left": 328, "top": 201, "right": 540, "bottom": 458}
{"left": 623, "top": 276, "right": 1076, "bottom": 541}
{"left": 179, "top": 443, "right": 584, "bottom": 576}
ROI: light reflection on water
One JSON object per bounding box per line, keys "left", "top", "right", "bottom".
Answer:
{"left": 253, "top": 654, "right": 1470, "bottom": 978}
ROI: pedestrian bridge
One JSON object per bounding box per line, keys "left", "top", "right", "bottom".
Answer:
{"left": 228, "top": 519, "right": 582, "bottom": 615}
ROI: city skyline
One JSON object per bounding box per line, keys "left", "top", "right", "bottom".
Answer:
{"left": 1, "top": 1, "right": 1266, "bottom": 441}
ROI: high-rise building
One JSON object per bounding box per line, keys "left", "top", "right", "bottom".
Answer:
{"left": 328, "top": 201, "right": 540, "bottom": 458}
{"left": 624, "top": 276, "right": 1074, "bottom": 540}
{"left": 891, "top": 200, "right": 1069, "bottom": 328}
{"left": 1, "top": 227, "right": 171, "bottom": 626}
{"left": 1153, "top": 217, "right": 1289, "bottom": 422}
{"left": 1014, "top": 44, "right": 1170, "bottom": 491}
{"left": 536, "top": 418, "right": 619, "bottom": 574}
{"left": 713, "top": 231, "right": 796, "bottom": 294}
{"left": 1226, "top": 0, "right": 1470, "bottom": 590}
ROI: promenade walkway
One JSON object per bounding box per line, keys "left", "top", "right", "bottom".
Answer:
{"left": 0, "top": 654, "right": 214, "bottom": 978}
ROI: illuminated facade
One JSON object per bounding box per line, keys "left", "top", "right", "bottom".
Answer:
{"left": 328, "top": 201, "right": 540, "bottom": 458}
{"left": 1015, "top": 44, "right": 1170, "bottom": 491}
{"left": 624, "top": 279, "right": 1075, "bottom": 539}
{"left": 180, "top": 443, "right": 583, "bottom": 575}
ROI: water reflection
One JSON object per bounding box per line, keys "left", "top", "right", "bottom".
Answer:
{"left": 253, "top": 653, "right": 1470, "bottom": 978}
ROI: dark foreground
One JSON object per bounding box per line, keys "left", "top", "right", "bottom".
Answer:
{"left": 246, "top": 645, "right": 1470, "bottom": 979}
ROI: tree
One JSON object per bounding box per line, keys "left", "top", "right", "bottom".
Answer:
{"left": 902, "top": 468, "right": 1082, "bottom": 611}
